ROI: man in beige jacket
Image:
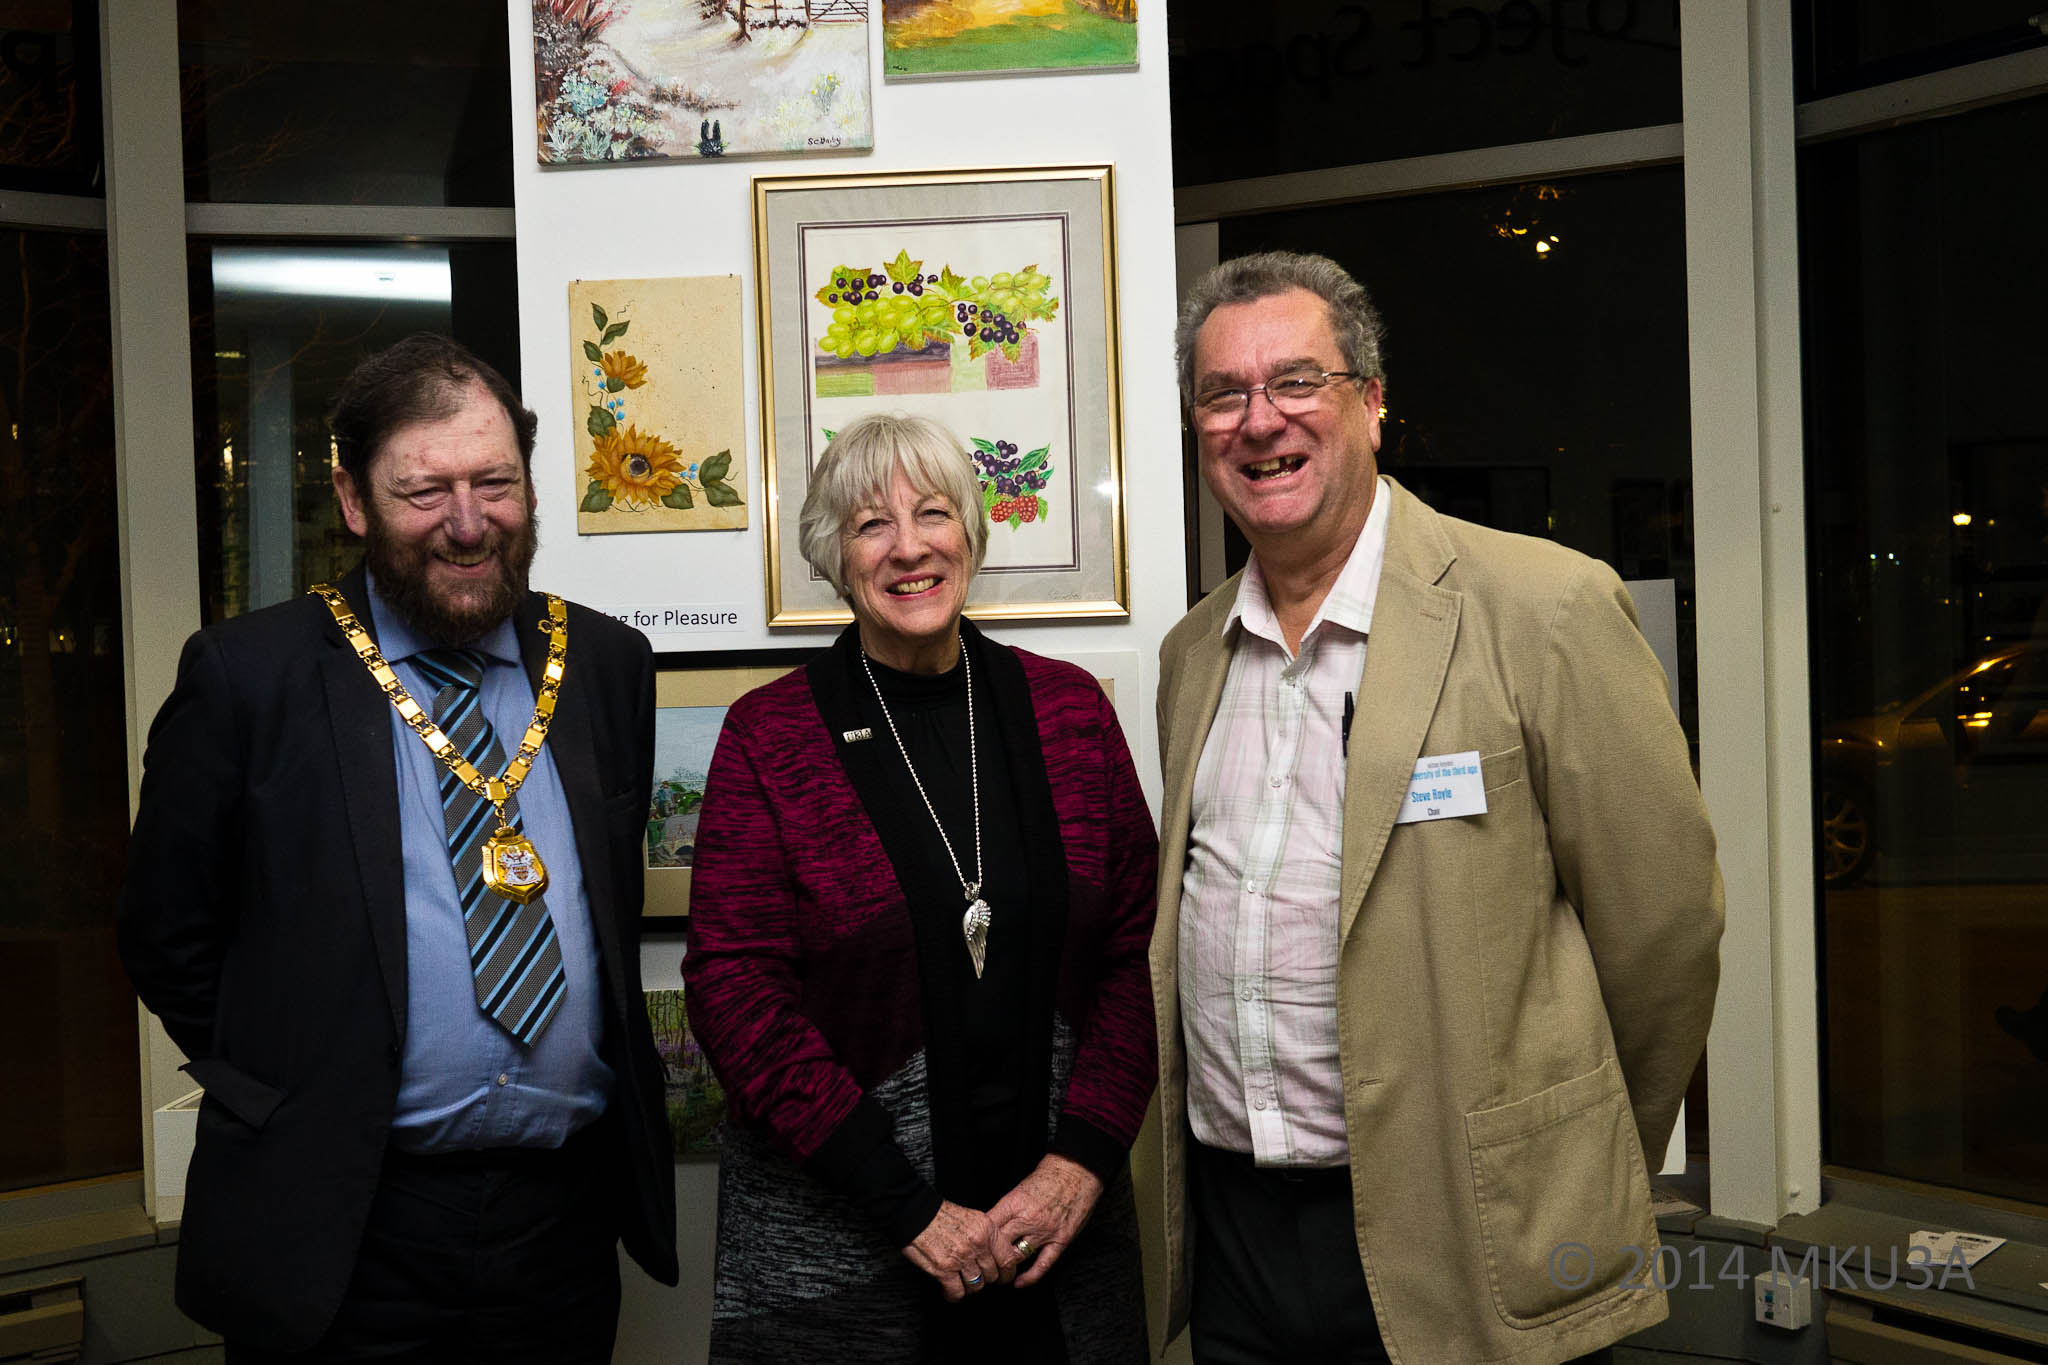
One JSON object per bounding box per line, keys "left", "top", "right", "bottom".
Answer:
{"left": 1152, "top": 251, "right": 1723, "bottom": 1364}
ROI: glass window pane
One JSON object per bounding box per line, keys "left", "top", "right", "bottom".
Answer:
{"left": 1217, "top": 167, "right": 1698, "bottom": 744}
{"left": 0, "top": 226, "right": 140, "bottom": 1192}
{"left": 1803, "top": 94, "right": 2048, "bottom": 1206}
{"left": 0, "top": 3, "right": 104, "bottom": 195}
{"left": 176, "top": 0, "right": 512, "bottom": 205}
{"left": 190, "top": 240, "right": 521, "bottom": 623}
{"left": 1169, "top": 0, "right": 1680, "bottom": 187}
{"left": 1795, "top": 1, "right": 2048, "bottom": 101}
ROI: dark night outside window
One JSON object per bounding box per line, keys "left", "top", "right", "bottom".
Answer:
{"left": 1794, "top": 1, "right": 2048, "bottom": 101}
{"left": 1803, "top": 94, "right": 2048, "bottom": 1208}
{"left": 177, "top": 0, "right": 513, "bottom": 206}
{"left": 0, "top": 226, "right": 139, "bottom": 1193}
{"left": 1169, "top": 0, "right": 1680, "bottom": 187}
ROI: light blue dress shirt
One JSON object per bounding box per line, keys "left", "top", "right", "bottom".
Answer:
{"left": 367, "top": 575, "right": 614, "bottom": 1152}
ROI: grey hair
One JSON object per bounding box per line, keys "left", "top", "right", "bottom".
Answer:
{"left": 1174, "top": 251, "right": 1388, "bottom": 405}
{"left": 798, "top": 412, "right": 990, "bottom": 599}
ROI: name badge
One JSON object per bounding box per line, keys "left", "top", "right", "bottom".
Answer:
{"left": 1395, "top": 750, "right": 1488, "bottom": 824}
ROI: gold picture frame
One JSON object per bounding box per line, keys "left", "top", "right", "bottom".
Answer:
{"left": 753, "top": 164, "right": 1128, "bottom": 627}
{"left": 644, "top": 661, "right": 800, "bottom": 918}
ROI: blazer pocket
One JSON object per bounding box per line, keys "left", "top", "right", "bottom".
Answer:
{"left": 182, "top": 1056, "right": 286, "bottom": 1130}
{"left": 1481, "top": 744, "right": 1524, "bottom": 792}
{"left": 1463, "top": 1058, "right": 1654, "bottom": 1327}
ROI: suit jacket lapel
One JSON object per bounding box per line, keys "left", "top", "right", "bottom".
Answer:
{"left": 321, "top": 564, "right": 409, "bottom": 1040}
{"left": 1151, "top": 604, "right": 1234, "bottom": 1007}
{"left": 1339, "top": 481, "right": 1461, "bottom": 943}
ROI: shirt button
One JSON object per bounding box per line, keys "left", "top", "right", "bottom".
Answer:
{"left": 1241, "top": 987, "right": 1255, "bottom": 1001}
{"left": 1253, "top": 1097, "right": 1268, "bottom": 1111}
{"left": 496, "top": 1073, "right": 509, "bottom": 1087}
{"left": 1269, "top": 775, "right": 1284, "bottom": 788}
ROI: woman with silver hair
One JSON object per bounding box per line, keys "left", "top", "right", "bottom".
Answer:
{"left": 685, "top": 412, "right": 1158, "bottom": 1362}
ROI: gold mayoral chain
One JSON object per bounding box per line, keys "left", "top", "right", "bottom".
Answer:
{"left": 311, "top": 583, "right": 569, "bottom": 907}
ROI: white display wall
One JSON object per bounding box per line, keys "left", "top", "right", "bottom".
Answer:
{"left": 506, "top": 4, "right": 1184, "bottom": 1358}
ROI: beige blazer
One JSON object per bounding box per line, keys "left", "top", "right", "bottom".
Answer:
{"left": 1150, "top": 479, "right": 1723, "bottom": 1364}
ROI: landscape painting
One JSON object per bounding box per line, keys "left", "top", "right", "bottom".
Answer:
{"left": 646, "top": 987, "right": 725, "bottom": 1159}
{"left": 570, "top": 275, "right": 749, "bottom": 535}
{"left": 644, "top": 664, "right": 799, "bottom": 916}
{"left": 881, "top": 0, "right": 1135, "bottom": 79}
{"left": 534, "top": 0, "right": 873, "bottom": 163}
{"left": 647, "top": 702, "right": 727, "bottom": 873}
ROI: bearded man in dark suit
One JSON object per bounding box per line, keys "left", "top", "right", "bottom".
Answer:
{"left": 118, "top": 334, "right": 678, "bottom": 1362}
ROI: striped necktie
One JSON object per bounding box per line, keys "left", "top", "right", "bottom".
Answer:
{"left": 415, "top": 648, "right": 566, "bottom": 1047}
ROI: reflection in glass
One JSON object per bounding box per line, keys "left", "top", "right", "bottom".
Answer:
{"left": 0, "top": 7, "right": 101, "bottom": 195}
{"left": 1168, "top": 0, "right": 1679, "bottom": 186}
{"left": 192, "top": 241, "right": 520, "bottom": 623}
{"left": 0, "top": 228, "right": 139, "bottom": 1192}
{"left": 1804, "top": 95, "right": 2048, "bottom": 1207}
{"left": 1795, "top": 2, "right": 2048, "bottom": 100}
{"left": 176, "top": 0, "right": 512, "bottom": 205}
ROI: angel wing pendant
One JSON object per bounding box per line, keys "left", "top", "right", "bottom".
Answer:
{"left": 962, "top": 898, "right": 992, "bottom": 978}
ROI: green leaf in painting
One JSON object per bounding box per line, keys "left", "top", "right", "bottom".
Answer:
{"left": 822, "top": 428, "right": 836, "bottom": 442}
{"left": 982, "top": 485, "right": 998, "bottom": 512}
{"left": 606, "top": 376, "right": 625, "bottom": 393}
{"left": 703, "top": 480, "right": 743, "bottom": 507}
{"left": 580, "top": 481, "right": 613, "bottom": 512}
{"left": 1017, "top": 446, "right": 1050, "bottom": 472}
{"left": 699, "top": 450, "right": 733, "bottom": 483}
{"left": 937, "top": 266, "right": 969, "bottom": 297}
{"left": 587, "top": 406, "right": 616, "bottom": 438}
{"left": 971, "top": 437, "right": 997, "bottom": 453}
{"left": 1035, "top": 496, "right": 1049, "bottom": 520}
{"left": 602, "top": 321, "right": 629, "bottom": 343}
{"left": 885, "top": 249, "right": 923, "bottom": 286}
{"left": 592, "top": 303, "right": 608, "bottom": 331}
{"left": 662, "top": 485, "right": 694, "bottom": 510}
{"left": 583, "top": 340, "right": 603, "bottom": 363}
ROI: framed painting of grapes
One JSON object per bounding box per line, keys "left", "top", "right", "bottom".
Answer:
{"left": 753, "top": 164, "right": 1128, "bottom": 625}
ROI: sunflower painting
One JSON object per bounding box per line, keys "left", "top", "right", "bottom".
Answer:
{"left": 570, "top": 275, "right": 748, "bottom": 534}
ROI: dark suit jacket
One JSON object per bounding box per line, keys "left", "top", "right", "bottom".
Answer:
{"left": 117, "top": 566, "right": 679, "bottom": 1351}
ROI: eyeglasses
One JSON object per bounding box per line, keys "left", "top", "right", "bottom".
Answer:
{"left": 1189, "top": 369, "right": 1365, "bottom": 427}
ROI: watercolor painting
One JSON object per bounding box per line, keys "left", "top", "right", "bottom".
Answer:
{"left": 570, "top": 275, "right": 748, "bottom": 535}
{"left": 757, "top": 168, "right": 1127, "bottom": 624}
{"left": 881, "top": 0, "right": 1135, "bottom": 79}
{"left": 644, "top": 665, "right": 797, "bottom": 916}
{"left": 811, "top": 252, "right": 1058, "bottom": 396}
{"left": 534, "top": 0, "right": 873, "bottom": 164}
{"left": 646, "top": 702, "right": 727, "bottom": 870}
{"left": 796, "top": 216, "right": 1079, "bottom": 578}
{"left": 646, "top": 987, "right": 725, "bottom": 1159}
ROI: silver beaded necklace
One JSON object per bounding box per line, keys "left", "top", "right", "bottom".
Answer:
{"left": 859, "top": 635, "right": 992, "bottom": 978}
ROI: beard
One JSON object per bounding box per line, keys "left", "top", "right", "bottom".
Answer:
{"left": 364, "top": 500, "right": 540, "bottom": 646}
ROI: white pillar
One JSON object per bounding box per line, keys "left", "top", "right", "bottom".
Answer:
{"left": 102, "top": 0, "right": 202, "bottom": 1222}
{"left": 1682, "top": 0, "right": 1822, "bottom": 1225}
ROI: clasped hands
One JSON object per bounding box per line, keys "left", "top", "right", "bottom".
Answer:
{"left": 900, "top": 1154, "right": 1102, "bottom": 1302}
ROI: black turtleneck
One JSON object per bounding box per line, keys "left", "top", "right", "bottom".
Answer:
{"left": 853, "top": 649, "right": 1030, "bottom": 1179}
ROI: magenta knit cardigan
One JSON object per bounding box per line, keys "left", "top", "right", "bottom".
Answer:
{"left": 683, "top": 647, "right": 1160, "bottom": 1169}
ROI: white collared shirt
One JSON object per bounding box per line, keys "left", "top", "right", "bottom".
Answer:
{"left": 1179, "top": 478, "right": 1392, "bottom": 1167}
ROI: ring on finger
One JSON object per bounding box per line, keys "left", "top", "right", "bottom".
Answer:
{"left": 964, "top": 1272, "right": 984, "bottom": 1288}
{"left": 1014, "top": 1237, "right": 1036, "bottom": 1258}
